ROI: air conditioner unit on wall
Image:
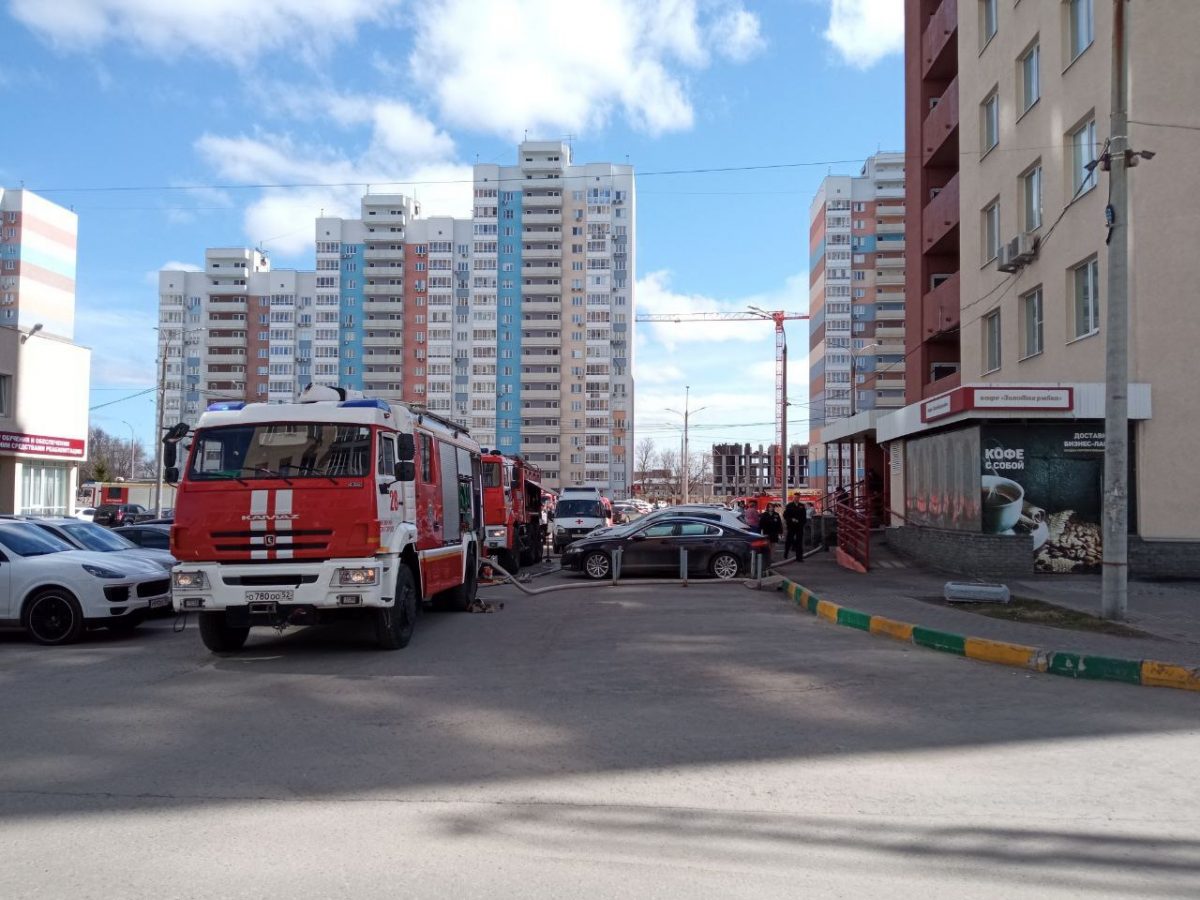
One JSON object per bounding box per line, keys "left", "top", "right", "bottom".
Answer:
{"left": 998, "top": 234, "right": 1040, "bottom": 273}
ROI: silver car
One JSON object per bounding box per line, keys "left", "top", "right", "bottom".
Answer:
{"left": 29, "top": 518, "right": 177, "bottom": 571}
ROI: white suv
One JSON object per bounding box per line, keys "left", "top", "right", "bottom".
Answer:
{"left": 0, "top": 521, "right": 171, "bottom": 645}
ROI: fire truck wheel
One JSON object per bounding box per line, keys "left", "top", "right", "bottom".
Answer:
{"left": 498, "top": 549, "right": 520, "bottom": 576}
{"left": 583, "top": 551, "right": 611, "bottom": 581}
{"left": 198, "top": 612, "right": 250, "bottom": 653}
{"left": 440, "top": 549, "right": 478, "bottom": 612}
{"left": 376, "top": 567, "right": 417, "bottom": 649}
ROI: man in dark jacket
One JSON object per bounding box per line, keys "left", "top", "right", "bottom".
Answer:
{"left": 783, "top": 494, "right": 807, "bottom": 561}
{"left": 760, "top": 504, "right": 783, "bottom": 548}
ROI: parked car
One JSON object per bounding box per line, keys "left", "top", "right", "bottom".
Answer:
{"left": 75, "top": 507, "right": 96, "bottom": 522}
{"left": 591, "top": 504, "right": 747, "bottom": 537}
{"left": 561, "top": 515, "right": 769, "bottom": 581}
{"left": 93, "top": 503, "right": 151, "bottom": 527}
{"left": 30, "top": 518, "right": 176, "bottom": 571}
{"left": 0, "top": 520, "right": 171, "bottom": 644}
{"left": 113, "top": 523, "right": 172, "bottom": 551}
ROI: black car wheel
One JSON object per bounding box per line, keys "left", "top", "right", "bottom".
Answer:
{"left": 24, "top": 588, "right": 85, "bottom": 645}
{"left": 583, "top": 551, "right": 611, "bottom": 580}
{"left": 710, "top": 552, "right": 741, "bottom": 580}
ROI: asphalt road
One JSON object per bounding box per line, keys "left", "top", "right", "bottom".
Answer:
{"left": 2, "top": 574, "right": 1198, "bottom": 898}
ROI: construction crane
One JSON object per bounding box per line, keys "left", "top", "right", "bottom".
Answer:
{"left": 634, "top": 307, "right": 809, "bottom": 507}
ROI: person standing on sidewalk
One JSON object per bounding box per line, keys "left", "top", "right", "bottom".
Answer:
{"left": 761, "top": 504, "right": 782, "bottom": 547}
{"left": 784, "top": 494, "right": 807, "bottom": 561}
{"left": 744, "top": 502, "right": 761, "bottom": 533}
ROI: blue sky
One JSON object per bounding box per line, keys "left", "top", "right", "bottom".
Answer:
{"left": 1, "top": 0, "right": 904, "bottom": 457}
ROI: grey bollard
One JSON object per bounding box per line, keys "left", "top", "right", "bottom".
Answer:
{"left": 679, "top": 547, "right": 688, "bottom": 586}
{"left": 612, "top": 547, "right": 622, "bottom": 585}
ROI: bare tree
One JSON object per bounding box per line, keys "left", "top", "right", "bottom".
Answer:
{"left": 687, "top": 451, "right": 712, "bottom": 501}
{"left": 635, "top": 437, "right": 657, "bottom": 483}
{"left": 82, "top": 426, "right": 151, "bottom": 483}
{"left": 657, "top": 447, "right": 680, "bottom": 501}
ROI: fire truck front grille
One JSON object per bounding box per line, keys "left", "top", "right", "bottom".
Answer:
{"left": 210, "top": 528, "right": 333, "bottom": 555}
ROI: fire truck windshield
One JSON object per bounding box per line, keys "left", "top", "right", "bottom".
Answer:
{"left": 187, "top": 423, "right": 372, "bottom": 481}
{"left": 482, "top": 462, "right": 503, "bottom": 488}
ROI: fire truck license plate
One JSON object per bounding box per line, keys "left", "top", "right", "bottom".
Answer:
{"left": 245, "top": 590, "right": 294, "bottom": 603}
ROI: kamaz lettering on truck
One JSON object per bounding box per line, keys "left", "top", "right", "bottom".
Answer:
{"left": 164, "top": 386, "right": 482, "bottom": 653}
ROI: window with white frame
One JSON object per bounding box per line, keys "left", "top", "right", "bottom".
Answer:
{"left": 983, "top": 200, "right": 1001, "bottom": 263}
{"left": 1022, "top": 164, "right": 1043, "bottom": 231}
{"left": 1071, "top": 118, "right": 1098, "bottom": 194}
{"left": 1021, "top": 287, "right": 1043, "bottom": 358}
{"left": 982, "top": 90, "right": 1000, "bottom": 153}
{"left": 1068, "top": 0, "right": 1094, "bottom": 61}
{"left": 1072, "top": 257, "right": 1100, "bottom": 338}
{"left": 983, "top": 309, "right": 1001, "bottom": 373}
{"left": 1020, "top": 41, "right": 1040, "bottom": 112}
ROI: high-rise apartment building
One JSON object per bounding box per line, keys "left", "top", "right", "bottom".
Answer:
{"left": 158, "top": 141, "right": 636, "bottom": 496}
{"left": 807, "top": 153, "right": 906, "bottom": 494}
{"left": 0, "top": 189, "right": 90, "bottom": 515}
{"left": 882, "top": 0, "right": 1200, "bottom": 577}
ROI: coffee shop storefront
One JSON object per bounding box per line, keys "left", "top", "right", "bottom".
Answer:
{"left": 877, "top": 384, "right": 1153, "bottom": 577}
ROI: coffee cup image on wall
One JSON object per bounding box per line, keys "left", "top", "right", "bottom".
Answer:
{"left": 981, "top": 475, "right": 1025, "bottom": 533}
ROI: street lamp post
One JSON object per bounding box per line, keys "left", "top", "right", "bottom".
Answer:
{"left": 121, "top": 421, "right": 136, "bottom": 480}
{"left": 665, "top": 386, "right": 708, "bottom": 505}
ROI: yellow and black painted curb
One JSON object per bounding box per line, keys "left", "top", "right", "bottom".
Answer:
{"left": 780, "top": 579, "right": 1200, "bottom": 693}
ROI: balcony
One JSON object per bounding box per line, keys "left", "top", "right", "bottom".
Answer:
{"left": 877, "top": 222, "right": 905, "bottom": 235}
{"left": 522, "top": 283, "right": 561, "bottom": 296}
{"left": 523, "top": 212, "right": 562, "bottom": 225}
{"left": 362, "top": 351, "right": 405, "bottom": 364}
{"left": 876, "top": 307, "right": 907, "bottom": 321}
{"left": 364, "top": 248, "right": 404, "bottom": 261}
{"left": 877, "top": 273, "right": 905, "bottom": 286}
{"left": 922, "top": 0, "right": 957, "bottom": 80}
{"left": 877, "top": 205, "right": 904, "bottom": 217}
{"left": 522, "top": 263, "right": 562, "bottom": 277}
{"left": 522, "top": 193, "right": 561, "bottom": 208}
{"left": 876, "top": 255, "right": 905, "bottom": 268}
{"left": 363, "top": 335, "right": 401, "bottom": 347}
{"left": 364, "top": 230, "right": 405, "bottom": 243}
{"left": 365, "top": 264, "right": 405, "bottom": 276}
{"left": 522, "top": 247, "right": 561, "bottom": 259}
{"left": 922, "top": 76, "right": 959, "bottom": 168}
{"left": 364, "top": 283, "right": 404, "bottom": 296}
{"left": 921, "top": 271, "right": 960, "bottom": 336}
{"left": 363, "top": 301, "right": 405, "bottom": 314}
{"left": 922, "top": 171, "right": 960, "bottom": 256}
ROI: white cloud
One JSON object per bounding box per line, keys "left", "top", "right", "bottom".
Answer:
{"left": 822, "top": 0, "right": 903, "bottom": 69}
{"left": 409, "top": 0, "right": 764, "bottom": 137}
{"left": 194, "top": 98, "right": 472, "bottom": 257}
{"left": 10, "top": 0, "right": 402, "bottom": 66}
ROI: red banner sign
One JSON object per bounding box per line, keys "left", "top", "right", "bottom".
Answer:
{"left": 0, "top": 430, "right": 86, "bottom": 458}
{"left": 921, "top": 387, "right": 1074, "bottom": 423}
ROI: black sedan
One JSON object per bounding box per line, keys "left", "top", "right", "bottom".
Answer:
{"left": 561, "top": 516, "right": 769, "bottom": 581}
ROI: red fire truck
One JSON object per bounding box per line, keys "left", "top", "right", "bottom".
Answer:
{"left": 164, "top": 386, "right": 483, "bottom": 653}
{"left": 480, "top": 452, "right": 544, "bottom": 574}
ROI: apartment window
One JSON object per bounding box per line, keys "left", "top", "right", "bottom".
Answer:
{"left": 981, "top": 90, "right": 1000, "bottom": 153}
{"left": 982, "top": 200, "right": 1001, "bottom": 263}
{"left": 1020, "top": 41, "right": 1040, "bottom": 112}
{"left": 1068, "top": 0, "right": 1094, "bottom": 61}
{"left": 0, "top": 372, "right": 10, "bottom": 417}
{"left": 1071, "top": 118, "right": 1098, "bottom": 194}
{"left": 1072, "top": 257, "right": 1101, "bottom": 339}
{"left": 1022, "top": 165, "right": 1043, "bottom": 231}
{"left": 1020, "top": 287, "right": 1044, "bottom": 359}
{"left": 983, "top": 309, "right": 1002, "bottom": 373}
{"left": 981, "top": 0, "right": 998, "bottom": 45}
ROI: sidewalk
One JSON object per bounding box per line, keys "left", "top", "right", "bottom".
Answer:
{"left": 767, "top": 537, "right": 1200, "bottom": 668}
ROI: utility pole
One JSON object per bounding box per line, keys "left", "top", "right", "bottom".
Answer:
{"left": 682, "top": 385, "right": 691, "bottom": 504}
{"left": 780, "top": 341, "right": 788, "bottom": 511}
{"left": 121, "top": 421, "right": 136, "bottom": 480}
{"left": 1101, "top": 0, "right": 1130, "bottom": 620}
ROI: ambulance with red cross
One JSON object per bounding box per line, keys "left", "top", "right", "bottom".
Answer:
{"left": 164, "top": 386, "right": 482, "bottom": 653}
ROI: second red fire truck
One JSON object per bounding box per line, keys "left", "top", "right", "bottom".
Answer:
{"left": 480, "top": 452, "right": 545, "bottom": 574}
{"left": 164, "top": 386, "right": 483, "bottom": 653}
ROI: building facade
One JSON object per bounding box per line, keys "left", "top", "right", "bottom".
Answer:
{"left": 158, "top": 142, "right": 636, "bottom": 496}
{"left": 884, "top": 0, "right": 1200, "bottom": 576}
{"left": 807, "top": 153, "right": 907, "bottom": 494}
{"left": 0, "top": 189, "right": 90, "bottom": 516}
{"left": 711, "top": 443, "right": 809, "bottom": 498}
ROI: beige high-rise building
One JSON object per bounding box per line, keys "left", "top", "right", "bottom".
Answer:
{"left": 886, "top": 0, "right": 1200, "bottom": 577}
